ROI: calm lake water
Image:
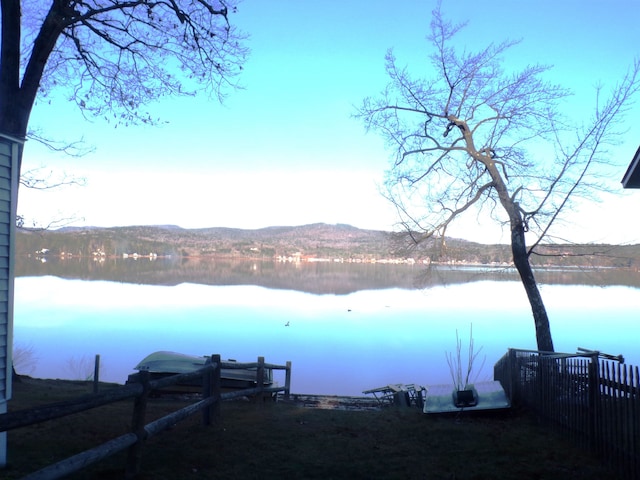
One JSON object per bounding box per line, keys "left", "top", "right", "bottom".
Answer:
{"left": 12, "top": 258, "right": 640, "bottom": 396}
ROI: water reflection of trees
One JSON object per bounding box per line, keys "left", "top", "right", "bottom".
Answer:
{"left": 15, "top": 256, "right": 640, "bottom": 294}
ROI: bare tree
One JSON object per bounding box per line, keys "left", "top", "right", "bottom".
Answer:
{"left": 17, "top": 135, "right": 90, "bottom": 228}
{"left": 17, "top": 165, "right": 86, "bottom": 228}
{"left": 356, "top": 6, "right": 640, "bottom": 352}
{"left": 0, "top": 0, "right": 248, "bottom": 171}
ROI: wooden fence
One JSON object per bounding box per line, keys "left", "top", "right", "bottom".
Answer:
{"left": 494, "top": 348, "right": 639, "bottom": 480}
{"left": 0, "top": 355, "right": 291, "bottom": 479}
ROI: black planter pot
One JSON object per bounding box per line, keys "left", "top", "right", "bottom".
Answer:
{"left": 453, "top": 387, "right": 478, "bottom": 408}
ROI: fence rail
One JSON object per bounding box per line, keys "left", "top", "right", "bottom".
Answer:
{"left": 494, "top": 348, "right": 639, "bottom": 479}
{"left": 1, "top": 355, "right": 291, "bottom": 479}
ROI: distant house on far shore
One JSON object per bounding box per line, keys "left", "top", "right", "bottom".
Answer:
{"left": 622, "top": 145, "right": 640, "bottom": 188}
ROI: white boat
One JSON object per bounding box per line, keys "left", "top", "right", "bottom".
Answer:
{"left": 127, "top": 351, "right": 273, "bottom": 391}
{"left": 423, "top": 381, "right": 511, "bottom": 414}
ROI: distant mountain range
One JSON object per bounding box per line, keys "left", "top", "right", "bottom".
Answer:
{"left": 15, "top": 223, "right": 640, "bottom": 269}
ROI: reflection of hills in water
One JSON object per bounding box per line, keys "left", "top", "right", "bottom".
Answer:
{"left": 15, "top": 257, "right": 640, "bottom": 294}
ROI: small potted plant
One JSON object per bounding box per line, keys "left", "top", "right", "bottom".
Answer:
{"left": 446, "top": 325, "right": 484, "bottom": 408}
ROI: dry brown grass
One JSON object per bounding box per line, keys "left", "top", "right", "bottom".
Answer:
{"left": 4, "top": 378, "right": 613, "bottom": 479}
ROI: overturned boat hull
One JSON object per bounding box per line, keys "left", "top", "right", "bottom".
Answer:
{"left": 127, "top": 351, "right": 273, "bottom": 392}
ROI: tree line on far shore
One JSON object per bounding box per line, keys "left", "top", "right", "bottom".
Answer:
{"left": 16, "top": 223, "right": 640, "bottom": 269}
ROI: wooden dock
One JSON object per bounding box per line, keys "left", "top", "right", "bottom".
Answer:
{"left": 278, "top": 393, "right": 381, "bottom": 411}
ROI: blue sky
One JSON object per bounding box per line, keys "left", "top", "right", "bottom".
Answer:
{"left": 18, "top": 0, "right": 640, "bottom": 244}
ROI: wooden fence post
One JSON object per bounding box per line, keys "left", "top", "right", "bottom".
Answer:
{"left": 284, "top": 361, "right": 291, "bottom": 400}
{"left": 508, "top": 349, "right": 518, "bottom": 405}
{"left": 588, "top": 354, "right": 600, "bottom": 452}
{"left": 211, "top": 354, "right": 221, "bottom": 425}
{"left": 202, "top": 356, "right": 213, "bottom": 426}
{"left": 536, "top": 353, "right": 545, "bottom": 413}
{"left": 92, "top": 354, "right": 100, "bottom": 394}
{"left": 256, "top": 357, "right": 265, "bottom": 403}
{"left": 125, "top": 370, "right": 151, "bottom": 479}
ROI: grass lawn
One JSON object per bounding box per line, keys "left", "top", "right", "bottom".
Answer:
{"left": 3, "top": 378, "right": 613, "bottom": 479}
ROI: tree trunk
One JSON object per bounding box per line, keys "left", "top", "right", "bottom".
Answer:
{"left": 0, "top": 0, "right": 26, "bottom": 138}
{"left": 478, "top": 147, "right": 555, "bottom": 353}
{"left": 1, "top": 0, "right": 63, "bottom": 172}
{"left": 511, "top": 222, "right": 555, "bottom": 352}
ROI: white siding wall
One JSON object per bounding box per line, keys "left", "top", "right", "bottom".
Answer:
{"left": 0, "top": 134, "right": 20, "bottom": 467}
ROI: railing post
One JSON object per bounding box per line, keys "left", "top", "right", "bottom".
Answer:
{"left": 125, "top": 370, "right": 151, "bottom": 479}
{"left": 284, "top": 361, "right": 291, "bottom": 400}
